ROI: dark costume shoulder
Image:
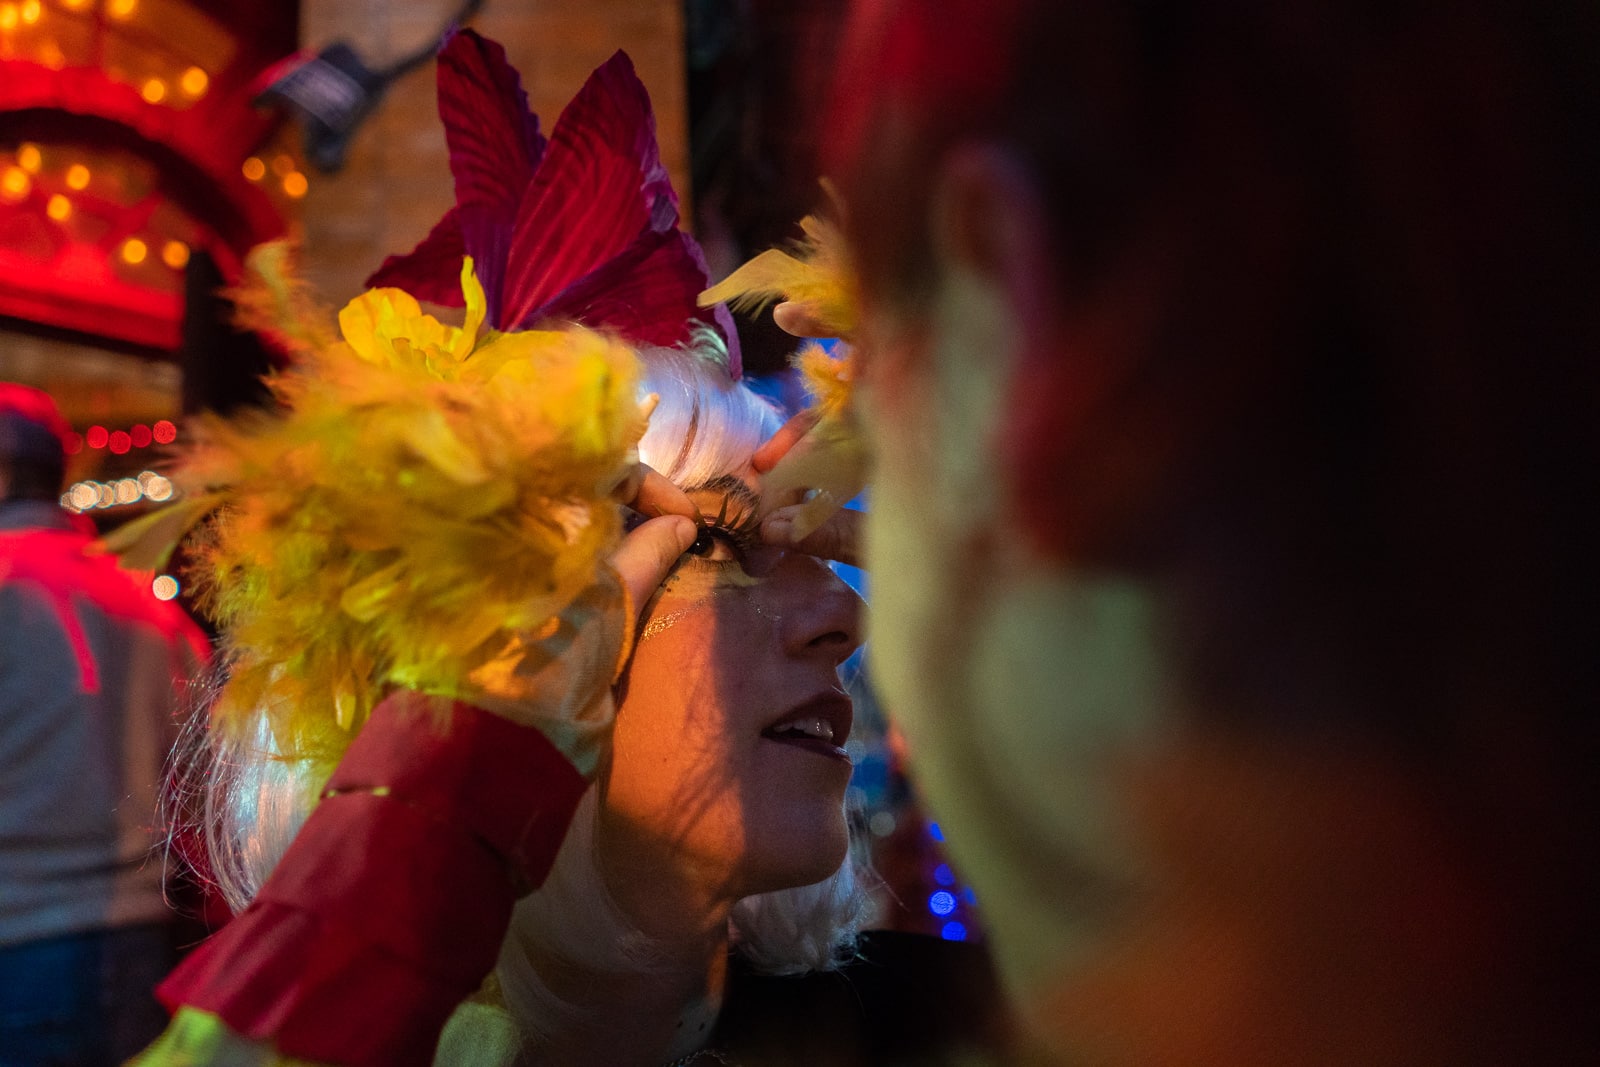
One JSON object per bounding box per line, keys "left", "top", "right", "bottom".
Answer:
{"left": 714, "top": 930, "right": 1010, "bottom": 1066}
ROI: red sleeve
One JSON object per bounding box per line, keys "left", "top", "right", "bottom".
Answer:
{"left": 157, "top": 695, "right": 587, "bottom": 1067}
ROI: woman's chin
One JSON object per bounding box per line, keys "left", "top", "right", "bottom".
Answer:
{"left": 740, "top": 820, "right": 850, "bottom": 897}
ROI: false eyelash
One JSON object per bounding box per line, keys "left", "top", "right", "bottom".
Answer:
{"left": 702, "top": 493, "right": 763, "bottom": 551}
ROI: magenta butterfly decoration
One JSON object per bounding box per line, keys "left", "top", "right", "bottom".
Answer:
{"left": 367, "top": 30, "right": 741, "bottom": 377}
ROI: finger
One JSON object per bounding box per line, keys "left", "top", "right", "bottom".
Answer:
{"left": 761, "top": 505, "right": 863, "bottom": 569}
{"left": 611, "top": 515, "right": 697, "bottom": 627}
{"left": 773, "top": 301, "right": 835, "bottom": 339}
{"left": 752, "top": 408, "right": 821, "bottom": 474}
{"left": 625, "top": 465, "right": 702, "bottom": 523}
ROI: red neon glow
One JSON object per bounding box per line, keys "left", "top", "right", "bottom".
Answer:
{"left": 108, "top": 430, "right": 132, "bottom": 454}
{"left": 152, "top": 420, "right": 177, "bottom": 444}
{"left": 130, "top": 423, "right": 152, "bottom": 447}
{"left": 85, "top": 425, "right": 108, "bottom": 449}
{"left": 65, "top": 432, "right": 84, "bottom": 454}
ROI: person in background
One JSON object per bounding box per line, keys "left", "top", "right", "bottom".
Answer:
{"left": 749, "top": 0, "right": 1600, "bottom": 1062}
{"left": 0, "top": 383, "right": 210, "bottom": 1067}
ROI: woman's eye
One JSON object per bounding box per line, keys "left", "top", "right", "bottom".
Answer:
{"left": 686, "top": 527, "right": 741, "bottom": 563}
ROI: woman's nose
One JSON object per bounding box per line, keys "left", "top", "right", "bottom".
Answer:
{"left": 765, "top": 551, "right": 864, "bottom": 665}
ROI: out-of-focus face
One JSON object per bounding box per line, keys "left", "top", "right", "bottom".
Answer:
{"left": 602, "top": 465, "right": 864, "bottom": 904}
{"left": 855, "top": 254, "right": 1169, "bottom": 1017}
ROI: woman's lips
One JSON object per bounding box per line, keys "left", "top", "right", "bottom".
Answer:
{"left": 760, "top": 732, "right": 853, "bottom": 763}
{"left": 761, "top": 692, "right": 854, "bottom": 762}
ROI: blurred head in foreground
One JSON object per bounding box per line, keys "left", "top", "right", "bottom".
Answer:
{"left": 824, "top": 1, "right": 1599, "bottom": 1062}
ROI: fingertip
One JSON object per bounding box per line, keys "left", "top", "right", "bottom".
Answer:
{"left": 666, "top": 514, "right": 697, "bottom": 552}
{"left": 761, "top": 512, "right": 797, "bottom": 546}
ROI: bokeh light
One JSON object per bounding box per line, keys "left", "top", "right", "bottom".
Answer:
{"left": 151, "top": 575, "right": 180, "bottom": 601}
{"left": 180, "top": 67, "right": 208, "bottom": 97}
{"left": 1, "top": 166, "right": 31, "bottom": 204}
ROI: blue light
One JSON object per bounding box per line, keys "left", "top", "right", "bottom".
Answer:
{"left": 933, "top": 863, "right": 955, "bottom": 886}
{"left": 940, "top": 921, "right": 967, "bottom": 941}
{"left": 928, "top": 890, "right": 957, "bottom": 916}
{"left": 962, "top": 887, "right": 977, "bottom": 905}
{"left": 928, "top": 821, "right": 944, "bottom": 842}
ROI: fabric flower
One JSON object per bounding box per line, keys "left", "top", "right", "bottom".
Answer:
{"left": 367, "top": 30, "right": 741, "bottom": 375}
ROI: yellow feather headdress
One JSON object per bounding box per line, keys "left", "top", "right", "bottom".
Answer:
{"left": 108, "top": 244, "right": 643, "bottom": 769}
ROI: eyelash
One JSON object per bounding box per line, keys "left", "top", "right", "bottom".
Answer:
{"left": 689, "top": 497, "right": 762, "bottom": 562}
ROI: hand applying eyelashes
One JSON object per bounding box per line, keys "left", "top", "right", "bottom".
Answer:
{"left": 684, "top": 496, "right": 763, "bottom": 565}
{"left": 623, "top": 493, "right": 761, "bottom": 572}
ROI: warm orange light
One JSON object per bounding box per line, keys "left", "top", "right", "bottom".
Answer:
{"left": 162, "top": 240, "right": 189, "bottom": 269}
{"left": 65, "top": 163, "right": 89, "bottom": 190}
{"left": 19, "top": 0, "right": 39, "bottom": 23}
{"left": 45, "top": 194, "right": 70, "bottom": 220}
{"left": 282, "top": 171, "right": 309, "bottom": 199}
{"left": 241, "top": 156, "right": 265, "bottom": 182}
{"left": 16, "top": 143, "right": 41, "bottom": 173}
{"left": 179, "top": 66, "right": 208, "bottom": 97}
{"left": 121, "top": 238, "right": 147, "bottom": 264}
{"left": 141, "top": 78, "right": 166, "bottom": 104}
{"left": 0, "top": 167, "right": 30, "bottom": 203}
{"left": 0, "top": 5, "right": 18, "bottom": 31}
{"left": 107, "top": 0, "right": 136, "bottom": 18}
{"left": 271, "top": 153, "right": 296, "bottom": 177}
{"left": 61, "top": 0, "right": 89, "bottom": 8}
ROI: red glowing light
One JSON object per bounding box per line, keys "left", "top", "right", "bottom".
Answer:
{"left": 108, "top": 430, "right": 132, "bottom": 454}
{"left": 130, "top": 424, "right": 152, "bottom": 448}
{"left": 65, "top": 432, "right": 84, "bottom": 454}
{"left": 152, "top": 420, "right": 177, "bottom": 444}
{"left": 86, "top": 425, "right": 109, "bottom": 449}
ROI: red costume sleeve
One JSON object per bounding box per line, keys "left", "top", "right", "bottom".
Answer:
{"left": 157, "top": 695, "right": 587, "bottom": 1067}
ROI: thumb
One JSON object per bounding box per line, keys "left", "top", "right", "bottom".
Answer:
{"left": 611, "top": 515, "right": 696, "bottom": 627}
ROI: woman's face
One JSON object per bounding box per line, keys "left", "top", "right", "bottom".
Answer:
{"left": 602, "top": 465, "right": 864, "bottom": 902}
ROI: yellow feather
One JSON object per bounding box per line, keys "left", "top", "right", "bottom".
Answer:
{"left": 702, "top": 196, "right": 867, "bottom": 535}
{"left": 698, "top": 209, "right": 859, "bottom": 338}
